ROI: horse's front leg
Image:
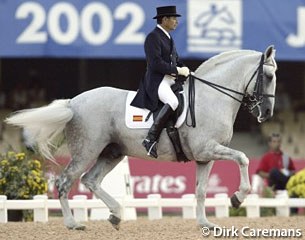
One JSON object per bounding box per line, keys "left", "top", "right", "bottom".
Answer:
{"left": 195, "top": 160, "right": 219, "bottom": 229}
{"left": 207, "top": 142, "right": 251, "bottom": 207}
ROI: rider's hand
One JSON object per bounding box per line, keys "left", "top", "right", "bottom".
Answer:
{"left": 177, "top": 66, "right": 190, "bottom": 77}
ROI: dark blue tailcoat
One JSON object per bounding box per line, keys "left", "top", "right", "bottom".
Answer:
{"left": 130, "top": 27, "right": 183, "bottom": 111}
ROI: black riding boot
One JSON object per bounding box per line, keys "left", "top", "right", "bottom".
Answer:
{"left": 166, "top": 125, "right": 188, "bottom": 161}
{"left": 142, "top": 104, "right": 174, "bottom": 158}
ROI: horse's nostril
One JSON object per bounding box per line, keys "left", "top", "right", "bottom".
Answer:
{"left": 265, "top": 109, "right": 270, "bottom": 115}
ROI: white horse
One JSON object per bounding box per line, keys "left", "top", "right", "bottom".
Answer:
{"left": 6, "top": 46, "right": 277, "bottom": 230}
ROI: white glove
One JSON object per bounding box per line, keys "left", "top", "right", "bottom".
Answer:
{"left": 281, "top": 168, "right": 290, "bottom": 176}
{"left": 177, "top": 66, "right": 190, "bottom": 77}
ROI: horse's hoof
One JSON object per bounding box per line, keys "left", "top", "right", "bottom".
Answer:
{"left": 199, "top": 221, "right": 219, "bottom": 230}
{"left": 108, "top": 214, "right": 121, "bottom": 231}
{"left": 67, "top": 224, "right": 86, "bottom": 231}
{"left": 199, "top": 225, "right": 217, "bottom": 230}
{"left": 231, "top": 193, "right": 242, "bottom": 209}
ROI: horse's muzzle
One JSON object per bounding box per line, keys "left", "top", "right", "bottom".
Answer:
{"left": 257, "top": 107, "right": 273, "bottom": 123}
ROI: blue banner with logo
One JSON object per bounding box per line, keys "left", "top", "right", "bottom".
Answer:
{"left": 0, "top": 0, "right": 304, "bottom": 60}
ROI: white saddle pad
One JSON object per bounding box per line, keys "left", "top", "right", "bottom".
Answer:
{"left": 125, "top": 91, "right": 187, "bottom": 129}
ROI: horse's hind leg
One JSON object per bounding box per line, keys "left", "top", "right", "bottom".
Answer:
{"left": 55, "top": 156, "right": 94, "bottom": 230}
{"left": 55, "top": 135, "right": 105, "bottom": 230}
{"left": 81, "top": 143, "right": 124, "bottom": 230}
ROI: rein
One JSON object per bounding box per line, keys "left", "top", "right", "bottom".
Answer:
{"left": 186, "top": 54, "right": 275, "bottom": 127}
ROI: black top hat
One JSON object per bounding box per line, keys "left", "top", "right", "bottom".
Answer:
{"left": 153, "top": 6, "right": 181, "bottom": 19}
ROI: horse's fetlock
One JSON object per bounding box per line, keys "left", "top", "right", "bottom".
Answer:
{"left": 241, "top": 185, "right": 251, "bottom": 194}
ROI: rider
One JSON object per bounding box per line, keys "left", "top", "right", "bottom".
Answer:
{"left": 130, "top": 6, "right": 190, "bottom": 158}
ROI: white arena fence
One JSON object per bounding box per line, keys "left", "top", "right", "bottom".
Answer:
{"left": 0, "top": 192, "right": 305, "bottom": 223}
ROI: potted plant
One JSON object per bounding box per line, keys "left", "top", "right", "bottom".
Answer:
{"left": 0, "top": 151, "right": 48, "bottom": 221}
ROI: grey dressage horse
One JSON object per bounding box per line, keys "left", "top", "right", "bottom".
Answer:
{"left": 6, "top": 46, "right": 277, "bottom": 230}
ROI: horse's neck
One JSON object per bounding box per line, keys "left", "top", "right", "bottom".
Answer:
{"left": 187, "top": 53, "right": 259, "bottom": 126}
{"left": 189, "top": 65, "right": 244, "bottom": 108}
{"left": 184, "top": 79, "right": 241, "bottom": 131}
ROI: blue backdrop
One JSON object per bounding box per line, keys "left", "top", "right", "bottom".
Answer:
{"left": 0, "top": 0, "right": 304, "bottom": 60}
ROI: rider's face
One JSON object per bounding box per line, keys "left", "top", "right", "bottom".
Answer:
{"left": 162, "top": 16, "right": 178, "bottom": 32}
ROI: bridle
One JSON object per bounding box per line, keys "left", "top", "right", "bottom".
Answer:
{"left": 187, "top": 54, "right": 275, "bottom": 127}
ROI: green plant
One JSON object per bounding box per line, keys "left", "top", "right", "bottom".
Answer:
{"left": 0, "top": 151, "right": 48, "bottom": 200}
{"left": 229, "top": 207, "right": 246, "bottom": 216}
{"left": 260, "top": 186, "right": 276, "bottom": 216}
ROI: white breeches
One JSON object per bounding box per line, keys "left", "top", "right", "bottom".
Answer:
{"left": 158, "top": 75, "right": 179, "bottom": 111}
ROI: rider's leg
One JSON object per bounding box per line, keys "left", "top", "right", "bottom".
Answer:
{"left": 143, "top": 76, "right": 178, "bottom": 158}
{"left": 142, "top": 104, "right": 174, "bottom": 158}
{"left": 166, "top": 123, "right": 188, "bottom": 161}
{"left": 157, "top": 76, "right": 179, "bottom": 111}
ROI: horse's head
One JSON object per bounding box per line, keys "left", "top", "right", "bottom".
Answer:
{"left": 245, "top": 45, "right": 277, "bottom": 123}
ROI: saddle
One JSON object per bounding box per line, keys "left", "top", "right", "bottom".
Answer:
{"left": 147, "top": 81, "right": 190, "bottom": 163}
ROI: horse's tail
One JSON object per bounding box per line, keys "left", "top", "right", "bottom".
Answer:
{"left": 5, "top": 99, "right": 73, "bottom": 160}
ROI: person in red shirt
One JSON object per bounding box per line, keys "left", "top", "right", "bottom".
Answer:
{"left": 257, "top": 133, "right": 295, "bottom": 190}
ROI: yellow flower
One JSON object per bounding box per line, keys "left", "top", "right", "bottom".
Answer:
{"left": 33, "top": 160, "right": 41, "bottom": 169}
{"left": 31, "top": 170, "right": 40, "bottom": 176}
{"left": 27, "top": 179, "right": 33, "bottom": 186}
{"left": 287, "top": 172, "right": 305, "bottom": 197}
{"left": 9, "top": 166, "right": 19, "bottom": 173}
{"left": 44, "top": 182, "right": 48, "bottom": 192}
{"left": 7, "top": 151, "right": 15, "bottom": 157}
{"left": 0, "top": 160, "right": 8, "bottom": 166}
{"left": 23, "top": 194, "right": 30, "bottom": 199}
{"left": 34, "top": 176, "right": 41, "bottom": 183}
{"left": 15, "top": 153, "right": 25, "bottom": 160}
{"left": 0, "top": 151, "right": 48, "bottom": 199}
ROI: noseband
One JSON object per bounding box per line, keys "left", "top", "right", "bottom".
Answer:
{"left": 187, "top": 54, "right": 275, "bottom": 127}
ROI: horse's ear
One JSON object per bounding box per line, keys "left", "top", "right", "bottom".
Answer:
{"left": 264, "top": 45, "right": 276, "bottom": 60}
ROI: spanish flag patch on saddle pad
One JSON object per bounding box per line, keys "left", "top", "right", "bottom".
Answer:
{"left": 125, "top": 91, "right": 187, "bottom": 129}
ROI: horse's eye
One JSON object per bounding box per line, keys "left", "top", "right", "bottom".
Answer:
{"left": 264, "top": 73, "right": 273, "bottom": 80}
{"left": 264, "top": 65, "right": 275, "bottom": 79}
